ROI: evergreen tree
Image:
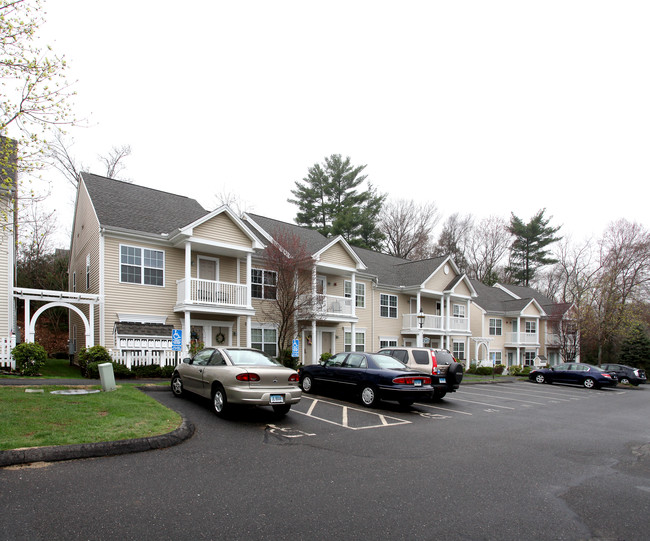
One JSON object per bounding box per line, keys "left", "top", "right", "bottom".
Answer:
{"left": 289, "top": 154, "right": 385, "bottom": 249}
{"left": 619, "top": 322, "right": 650, "bottom": 371}
{"left": 507, "top": 209, "right": 562, "bottom": 286}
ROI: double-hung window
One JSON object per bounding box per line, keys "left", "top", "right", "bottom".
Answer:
{"left": 120, "top": 245, "right": 164, "bottom": 286}
{"left": 525, "top": 321, "right": 537, "bottom": 334}
{"left": 251, "top": 269, "right": 277, "bottom": 300}
{"left": 344, "top": 330, "right": 365, "bottom": 352}
{"left": 251, "top": 327, "right": 277, "bottom": 356}
{"left": 453, "top": 304, "right": 466, "bottom": 318}
{"left": 489, "top": 318, "right": 502, "bottom": 336}
{"left": 380, "top": 294, "right": 398, "bottom": 318}
{"left": 453, "top": 341, "right": 465, "bottom": 361}
{"left": 344, "top": 281, "right": 366, "bottom": 308}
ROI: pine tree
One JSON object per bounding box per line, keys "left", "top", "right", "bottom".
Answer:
{"left": 289, "top": 154, "right": 385, "bottom": 249}
{"left": 619, "top": 322, "right": 650, "bottom": 370}
{"left": 507, "top": 209, "right": 562, "bottom": 286}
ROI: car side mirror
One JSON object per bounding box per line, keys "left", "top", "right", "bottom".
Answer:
{"left": 182, "top": 357, "right": 191, "bottom": 364}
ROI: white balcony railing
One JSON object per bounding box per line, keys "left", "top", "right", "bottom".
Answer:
{"left": 177, "top": 278, "right": 248, "bottom": 307}
{"left": 506, "top": 332, "right": 538, "bottom": 344}
{"left": 298, "top": 294, "right": 354, "bottom": 317}
{"left": 402, "top": 314, "right": 469, "bottom": 333}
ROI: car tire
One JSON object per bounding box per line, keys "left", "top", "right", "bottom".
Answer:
{"left": 583, "top": 377, "right": 597, "bottom": 389}
{"left": 620, "top": 377, "right": 630, "bottom": 385}
{"left": 534, "top": 373, "right": 546, "bottom": 384}
{"left": 447, "top": 362, "right": 464, "bottom": 386}
{"left": 301, "top": 374, "right": 315, "bottom": 394}
{"left": 212, "top": 384, "right": 229, "bottom": 417}
{"left": 171, "top": 374, "right": 185, "bottom": 397}
{"left": 432, "top": 389, "right": 447, "bottom": 401}
{"left": 272, "top": 404, "right": 291, "bottom": 416}
{"left": 360, "top": 385, "right": 379, "bottom": 407}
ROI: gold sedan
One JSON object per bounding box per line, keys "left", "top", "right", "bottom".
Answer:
{"left": 171, "top": 348, "right": 301, "bottom": 417}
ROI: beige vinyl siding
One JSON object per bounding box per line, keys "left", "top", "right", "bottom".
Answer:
{"left": 319, "top": 242, "right": 356, "bottom": 268}
{"left": 523, "top": 303, "right": 541, "bottom": 317}
{"left": 193, "top": 213, "right": 251, "bottom": 247}
{"left": 102, "top": 237, "right": 183, "bottom": 348}
{"left": 0, "top": 199, "right": 11, "bottom": 337}
{"left": 453, "top": 280, "right": 472, "bottom": 297}
{"left": 424, "top": 265, "right": 458, "bottom": 291}
{"left": 371, "top": 289, "right": 406, "bottom": 351}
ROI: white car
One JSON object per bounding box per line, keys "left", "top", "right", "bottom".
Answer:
{"left": 171, "top": 347, "right": 301, "bottom": 416}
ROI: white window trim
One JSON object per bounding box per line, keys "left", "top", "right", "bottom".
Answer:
{"left": 85, "top": 254, "right": 91, "bottom": 291}
{"left": 344, "top": 280, "right": 366, "bottom": 308}
{"left": 489, "top": 318, "right": 502, "bottom": 336}
{"left": 379, "top": 336, "right": 399, "bottom": 348}
{"left": 251, "top": 268, "right": 278, "bottom": 300}
{"left": 344, "top": 328, "right": 366, "bottom": 352}
{"left": 380, "top": 293, "right": 398, "bottom": 319}
{"left": 197, "top": 255, "right": 220, "bottom": 281}
{"left": 453, "top": 304, "right": 466, "bottom": 318}
{"left": 119, "top": 244, "right": 165, "bottom": 287}
{"left": 250, "top": 323, "right": 278, "bottom": 356}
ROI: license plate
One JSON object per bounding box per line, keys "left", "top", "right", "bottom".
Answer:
{"left": 439, "top": 378, "right": 446, "bottom": 383}
{"left": 270, "top": 394, "right": 284, "bottom": 404}
{"left": 414, "top": 380, "right": 422, "bottom": 386}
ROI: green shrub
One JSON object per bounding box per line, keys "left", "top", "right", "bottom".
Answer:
{"left": 521, "top": 366, "right": 532, "bottom": 375}
{"left": 132, "top": 364, "right": 163, "bottom": 378}
{"left": 12, "top": 342, "right": 48, "bottom": 376}
{"left": 466, "top": 363, "right": 477, "bottom": 374}
{"left": 509, "top": 365, "right": 522, "bottom": 376}
{"left": 78, "top": 346, "right": 112, "bottom": 377}
{"left": 476, "top": 366, "right": 494, "bottom": 376}
{"left": 494, "top": 364, "right": 505, "bottom": 375}
{"left": 320, "top": 352, "right": 333, "bottom": 363}
{"left": 86, "top": 361, "right": 134, "bottom": 379}
{"left": 161, "top": 365, "right": 175, "bottom": 378}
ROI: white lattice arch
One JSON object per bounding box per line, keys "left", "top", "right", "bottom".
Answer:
{"left": 28, "top": 302, "right": 93, "bottom": 347}
{"left": 472, "top": 337, "right": 492, "bottom": 362}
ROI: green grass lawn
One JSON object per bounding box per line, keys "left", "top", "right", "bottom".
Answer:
{"left": 1, "top": 357, "right": 84, "bottom": 379}
{"left": 0, "top": 385, "right": 181, "bottom": 451}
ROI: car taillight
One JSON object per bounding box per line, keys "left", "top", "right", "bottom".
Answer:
{"left": 236, "top": 373, "right": 260, "bottom": 381}
{"left": 393, "top": 376, "right": 431, "bottom": 385}
{"left": 603, "top": 374, "right": 612, "bottom": 379}
{"left": 289, "top": 373, "right": 299, "bottom": 382}
{"left": 430, "top": 351, "right": 439, "bottom": 375}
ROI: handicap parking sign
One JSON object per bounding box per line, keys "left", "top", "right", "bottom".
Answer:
{"left": 292, "top": 339, "right": 299, "bottom": 358}
{"left": 172, "top": 329, "right": 183, "bottom": 351}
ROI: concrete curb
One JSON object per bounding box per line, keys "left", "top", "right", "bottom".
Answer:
{"left": 0, "top": 384, "right": 194, "bottom": 468}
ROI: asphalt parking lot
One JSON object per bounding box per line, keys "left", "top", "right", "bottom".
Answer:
{"left": 1, "top": 380, "right": 648, "bottom": 541}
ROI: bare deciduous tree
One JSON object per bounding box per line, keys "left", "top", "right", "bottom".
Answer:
{"left": 99, "top": 144, "right": 131, "bottom": 180}
{"left": 214, "top": 188, "right": 253, "bottom": 216}
{"left": 260, "top": 227, "right": 321, "bottom": 365}
{"left": 379, "top": 199, "right": 440, "bottom": 260}
{"left": 465, "top": 215, "right": 510, "bottom": 284}
{"left": 433, "top": 213, "right": 473, "bottom": 272}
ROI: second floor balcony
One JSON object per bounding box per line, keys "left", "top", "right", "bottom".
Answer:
{"left": 177, "top": 278, "right": 249, "bottom": 309}
{"left": 298, "top": 293, "right": 356, "bottom": 321}
{"left": 506, "top": 332, "right": 539, "bottom": 346}
{"left": 402, "top": 313, "right": 470, "bottom": 333}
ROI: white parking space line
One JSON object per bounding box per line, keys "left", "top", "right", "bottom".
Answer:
{"left": 414, "top": 402, "right": 473, "bottom": 415}
{"left": 461, "top": 390, "right": 546, "bottom": 406}
{"left": 293, "top": 397, "right": 411, "bottom": 430}
{"left": 452, "top": 396, "right": 516, "bottom": 409}
{"left": 485, "top": 387, "right": 576, "bottom": 402}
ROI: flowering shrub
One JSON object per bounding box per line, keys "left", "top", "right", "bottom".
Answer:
{"left": 12, "top": 342, "right": 48, "bottom": 376}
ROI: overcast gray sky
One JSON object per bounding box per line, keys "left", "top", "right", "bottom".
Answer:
{"left": 36, "top": 0, "right": 650, "bottom": 247}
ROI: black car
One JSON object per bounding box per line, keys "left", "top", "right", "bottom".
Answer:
{"left": 600, "top": 363, "right": 647, "bottom": 386}
{"left": 299, "top": 352, "right": 434, "bottom": 407}
{"left": 529, "top": 363, "right": 618, "bottom": 389}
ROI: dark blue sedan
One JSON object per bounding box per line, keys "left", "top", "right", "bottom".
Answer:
{"left": 299, "top": 352, "right": 433, "bottom": 407}
{"left": 529, "top": 363, "right": 618, "bottom": 389}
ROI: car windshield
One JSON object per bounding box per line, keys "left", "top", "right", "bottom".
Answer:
{"left": 224, "top": 349, "right": 282, "bottom": 366}
{"left": 368, "top": 354, "right": 409, "bottom": 370}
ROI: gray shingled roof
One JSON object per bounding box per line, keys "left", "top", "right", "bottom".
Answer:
{"left": 470, "top": 279, "right": 532, "bottom": 313}
{"left": 244, "top": 213, "right": 332, "bottom": 255}
{"left": 81, "top": 172, "right": 209, "bottom": 235}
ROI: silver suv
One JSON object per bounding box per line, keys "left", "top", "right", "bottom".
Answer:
{"left": 377, "top": 347, "right": 464, "bottom": 400}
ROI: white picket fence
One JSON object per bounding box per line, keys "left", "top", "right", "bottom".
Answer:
{"left": 0, "top": 336, "right": 17, "bottom": 370}
{"left": 109, "top": 349, "right": 181, "bottom": 370}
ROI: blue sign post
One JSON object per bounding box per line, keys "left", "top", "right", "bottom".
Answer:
{"left": 291, "top": 339, "right": 299, "bottom": 358}
{"left": 172, "top": 329, "right": 183, "bottom": 352}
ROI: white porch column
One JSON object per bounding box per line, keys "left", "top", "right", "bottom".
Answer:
{"left": 184, "top": 241, "right": 192, "bottom": 303}
{"left": 416, "top": 292, "right": 423, "bottom": 347}
{"left": 88, "top": 305, "right": 95, "bottom": 347}
{"left": 183, "top": 311, "right": 191, "bottom": 356}
{"left": 246, "top": 253, "right": 252, "bottom": 307}
{"left": 311, "top": 320, "right": 317, "bottom": 365}
{"left": 24, "top": 298, "right": 31, "bottom": 342}
{"left": 351, "top": 273, "right": 357, "bottom": 318}
{"left": 246, "top": 315, "right": 252, "bottom": 347}
{"left": 350, "top": 323, "right": 356, "bottom": 352}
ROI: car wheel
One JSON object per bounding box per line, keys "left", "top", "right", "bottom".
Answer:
{"left": 432, "top": 389, "right": 447, "bottom": 401}
{"left": 272, "top": 404, "right": 291, "bottom": 416}
{"left": 171, "top": 374, "right": 185, "bottom": 397}
{"left": 301, "top": 374, "right": 315, "bottom": 393}
{"left": 620, "top": 377, "right": 630, "bottom": 385}
{"left": 534, "top": 373, "right": 546, "bottom": 384}
{"left": 447, "top": 362, "right": 464, "bottom": 386}
{"left": 398, "top": 399, "right": 414, "bottom": 407}
{"left": 212, "top": 384, "right": 229, "bottom": 417}
{"left": 583, "top": 377, "right": 597, "bottom": 389}
{"left": 360, "top": 385, "right": 379, "bottom": 407}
